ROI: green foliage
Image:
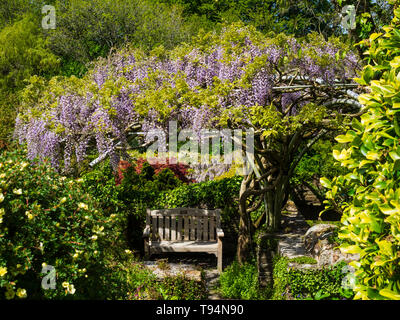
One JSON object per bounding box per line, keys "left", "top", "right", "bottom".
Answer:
{"left": 156, "top": 176, "right": 242, "bottom": 226}
{"left": 161, "top": 0, "right": 341, "bottom": 37}
{"left": 0, "top": 92, "right": 17, "bottom": 143}
{"left": 292, "top": 139, "right": 346, "bottom": 187}
{"left": 0, "top": 148, "right": 125, "bottom": 299}
{"left": 0, "top": 0, "right": 35, "bottom": 29}
{"left": 48, "top": 0, "right": 212, "bottom": 75}
{"left": 219, "top": 260, "right": 270, "bottom": 299}
{"left": 161, "top": 0, "right": 392, "bottom": 39}
{"left": 272, "top": 256, "right": 354, "bottom": 300}
{"left": 305, "top": 220, "right": 342, "bottom": 228}
{"left": 0, "top": 13, "right": 59, "bottom": 142}
{"left": 126, "top": 262, "right": 207, "bottom": 300}
{"left": 289, "top": 256, "right": 317, "bottom": 265}
{"left": 0, "top": 14, "right": 60, "bottom": 91}
{"left": 323, "top": 5, "right": 400, "bottom": 300}
{"left": 157, "top": 176, "right": 241, "bottom": 209}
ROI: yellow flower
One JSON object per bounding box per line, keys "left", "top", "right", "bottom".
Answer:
{"left": 60, "top": 197, "right": 67, "bottom": 204}
{"left": 67, "top": 284, "right": 76, "bottom": 295}
{"left": 13, "top": 189, "right": 22, "bottom": 195}
{"left": 125, "top": 249, "right": 132, "bottom": 254}
{"left": 16, "top": 288, "right": 27, "bottom": 298}
{"left": 0, "top": 193, "right": 4, "bottom": 203}
{"left": 0, "top": 173, "right": 5, "bottom": 179}
{"left": 25, "top": 211, "right": 34, "bottom": 220}
{"left": 21, "top": 162, "right": 29, "bottom": 169}
{"left": 90, "top": 235, "right": 98, "bottom": 241}
{"left": 62, "top": 282, "right": 76, "bottom": 294}
{"left": 78, "top": 203, "right": 88, "bottom": 210}
{"left": 0, "top": 266, "right": 7, "bottom": 277}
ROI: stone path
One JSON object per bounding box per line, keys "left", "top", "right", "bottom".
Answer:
{"left": 276, "top": 201, "right": 311, "bottom": 259}
{"left": 258, "top": 201, "right": 312, "bottom": 285}
{"left": 204, "top": 269, "right": 222, "bottom": 299}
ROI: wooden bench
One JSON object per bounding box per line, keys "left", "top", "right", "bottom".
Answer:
{"left": 143, "top": 208, "right": 224, "bottom": 272}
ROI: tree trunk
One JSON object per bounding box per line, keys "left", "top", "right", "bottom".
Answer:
{"left": 236, "top": 174, "right": 290, "bottom": 263}
{"left": 265, "top": 175, "right": 289, "bottom": 231}
{"left": 237, "top": 201, "right": 253, "bottom": 264}
{"left": 237, "top": 178, "right": 254, "bottom": 264}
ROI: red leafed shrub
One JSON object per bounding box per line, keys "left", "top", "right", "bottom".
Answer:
{"left": 115, "top": 160, "right": 133, "bottom": 185}
{"left": 116, "top": 158, "right": 193, "bottom": 185}
{"left": 135, "top": 158, "right": 193, "bottom": 183}
{"left": 0, "top": 139, "right": 9, "bottom": 151}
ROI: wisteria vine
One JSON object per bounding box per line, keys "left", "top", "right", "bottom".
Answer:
{"left": 14, "top": 23, "right": 360, "bottom": 175}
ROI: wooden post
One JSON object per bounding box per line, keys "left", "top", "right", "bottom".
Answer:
{"left": 217, "top": 237, "right": 223, "bottom": 272}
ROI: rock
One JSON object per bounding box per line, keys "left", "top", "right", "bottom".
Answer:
{"left": 143, "top": 261, "right": 203, "bottom": 282}
{"left": 304, "top": 224, "right": 338, "bottom": 255}
{"left": 278, "top": 233, "right": 308, "bottom": 259}
{"left": 303, "top": 225, "right": 360, "bottom": 266}
{"left": 287, "top": 262, "right": 320, "bottom": 271}
{"left": 317, "top": 246, "right": 359, "bottom": 267}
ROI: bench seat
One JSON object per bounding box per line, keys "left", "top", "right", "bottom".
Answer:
{"left": 149, "top": 241, "right": 219, "bottom": 254}
{"left": 143, "top": 208, "right": 224, "bottom": 272}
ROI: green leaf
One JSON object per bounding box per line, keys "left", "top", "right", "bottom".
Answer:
{"left": 394, "top": 116, "right": 400, "bottom": 136}
{"left": 320, "top": 177, "right": 331, "bottom": 189}
{"left": 379, "top": 288, "right": 400, "bottom": 300}
{"left": 335, "top": 134, "right": 354, "bottom": 143}
{"left": 375, "top": 181, "right": 387, "bottom": 189}
{"left": 367, "top": 288, "right": 386, "bottom": 300}
{"left": 366, "top": 150, "right": 380, "bottom": 160}
{"left": 389, "top": 151, "right": 400, "bottom": 161}
{"left": 379, "top": 205, "right": 399, "bottom": 215}
{"left": 340, "top": 244, "right": 363, "bottom": 254}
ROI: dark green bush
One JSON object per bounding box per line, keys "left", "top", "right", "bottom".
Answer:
{"left": 0, "top": 13, "right": 60, "bottom": 142}
{"left": 126, "top": 262, "right": 207, "bottom": 300}
{"left": 156, "top": 176, "right": 242, "bottom": 224}
{"left": 272, "top": 256, "right": 354, "bottom": 300}
{"left": 48, "top": 0, "right": 213, "bottom": 76}
{"left": 291, "top": 139, "right": 346, "bottom": 198}
{"left": 219, "top": 259, "right": 270, "bottom": 300}
{"left": 289, "top": 256, "right": 317, "bottom": 265}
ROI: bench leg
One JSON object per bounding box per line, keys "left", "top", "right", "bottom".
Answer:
{"left": 217, "top": 238, "right": 223, "bottom": 272}
{"left": 144, "top": 239, "right": 150, "bottom": 260}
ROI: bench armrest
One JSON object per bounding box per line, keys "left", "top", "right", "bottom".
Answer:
{"left": 143, "top": 226, "right": 150, "bottom": 238}
{"left": 217, "top": 228, "right": 224, "bottom": 238}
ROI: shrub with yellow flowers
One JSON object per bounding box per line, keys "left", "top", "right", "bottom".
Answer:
{"left": 0, "top": 148, "right": 123, "bottom": 299}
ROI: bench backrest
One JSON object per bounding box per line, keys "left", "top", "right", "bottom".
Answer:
{"left": 146, "top": 208, "right": 221, "bottom": 242}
